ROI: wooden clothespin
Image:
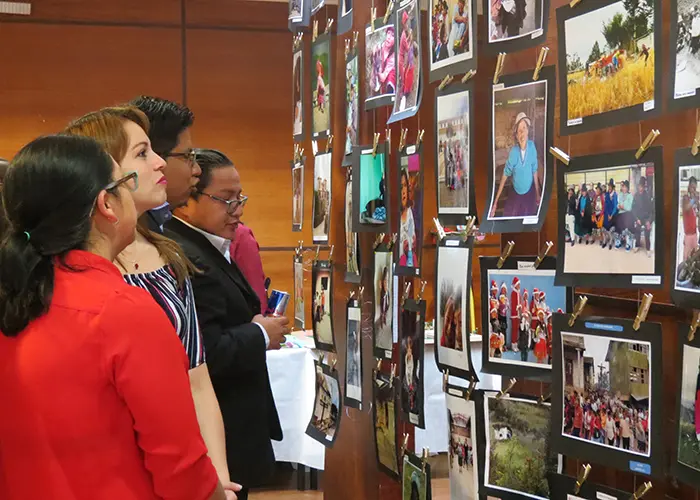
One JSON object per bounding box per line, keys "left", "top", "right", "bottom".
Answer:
{"left": 497, "top": 378, "right": 516, "bottom": 398}
{"left": 689, "top": 310, "right": 700, "bottom": 342}
{"left": 344, "top": 39, "right": 350, "bottom": 57}
{"left": 633, "top": 293, "right": 653, "bottom": 331}
{"left": 497, "top": 241, "right": 515, "bottom": 269}
{"left": 534, "top": 241, "right": 554, "bottom": 269}
{"left": 389, "top": 233, "right": 398, "bottom": 250}
{"left": 383, "top": 0, "right": 395, "bottom": 24}
{"left": 549, "top": 146, "right": 570, "bottom": 166}
{"left": 398, "top": 128, "right": 408, "bottom": 151}
{"left": 401, "top": 433, "right": 409, "bottom": 456}
{"left": 635, "top": 129, "right": 660, "bottom": 160}
{"left": 568, "top": 295, "right": 589, "bottom": 326}
{"left": 328, "top": 245, "right": 335, "bottom": 262}
{"left": 421, "top": 448, "right": 429, "bottom": 473}
{"left": 463, "top": 216, "right": 477, "bottom": 238}
{"left": 372, "top": 132, "right": 381, "bottom": 157}
{"left": 493, "top": 52, "right": 506, "bottom": 85}
{"left": 629, "top": 481, "right": 652, "bottom": 500}
{"left": 569, "top": 0, "right": 582, "bottom": 7}
{"left": 433, "top": 218, "right": 446, "bottom": 241}
{"left": 692, "top": 119, "right": 700, "bottom": 156}
{"left": 296, "top": 240, "right": 304, "bottom": 256}
{"left": 374, "top": 232, "right": 386, "bottom": 249}
{"left": 312, "top": 19, "right": 319, "bottom": 42}
{"left": 349, "top": 290, "right": 357, "bottom": 300}
{"left": 293, "top": 32, "right": 304, "bottom": 51}
{"left": 324, "top": 18, "right": 334, "bottom": 34}
{"left": 465, "top": 376, "right": 477, "bottom": 400}
{"left": 438, "top": 74, "right": 453, "bottom": 90}
{"left": 402, "top": 281, "right": 412, "bottom": 306}
{"left": 331, "top": 357, "right": 338, "bottom": 370}
{"left": 359, "top": 285, "right": 365, "bottom": 301}
{"left": 326, "top": 135, "right": 334, "bottom": 153}
{"left": 574, "top": 464, "right": 591, "bottom": 494}
{"left": 442, "top": 369, "right": 449, "bottom": 392}
{"left": 319, "top": 353, "right": 325, "bottom": 365}
{"left": 416, "top": 129, "right": 424, "bottom": 146}
{"left": 538, "top": 392, "right": 551, "bottom": 405}
{"left": 370, "top": 7, "right": 377, "bottom": 32}
{"left": 532, "top": 47, "right": 550, "bottom": 81}
{"left": 417, "top": 281, "right": 427, "bottom": 301}
{"left": 461, "top": 69, "right": 476, "bottom": 83}
{"left": 376, "top": 358, "right": 383, "bottom": 372}
{"left": 389, "top": 363, "right": 396, "bottom": 387}
{"left": 353, "top": 31, "right": 360, "bottom": 50}
{"left": 385, "top": 128, "right": 391, "bottom": 149}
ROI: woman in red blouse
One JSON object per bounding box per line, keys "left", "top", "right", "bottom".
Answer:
{"left": 0, "top": 135, "right": 228, "bottom": 500}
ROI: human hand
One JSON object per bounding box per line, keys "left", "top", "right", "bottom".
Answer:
{"left": 253, "top": 314, "right": 290, "bottom": 350}
{"left": 223, "top": 481, "right": 242, "bottom": 500}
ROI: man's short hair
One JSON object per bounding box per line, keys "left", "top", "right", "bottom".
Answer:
{"left": 129, "top": 96, "right": 195, "bottom": 157}
{"left": 193, "top": 148, "right": 234, "bottom": 197}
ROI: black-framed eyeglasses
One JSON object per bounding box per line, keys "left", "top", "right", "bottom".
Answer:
{"left": 105, "top": 171, "right": 139, "bottom": 193}
{"left": 164, "top": 149, "right": 198, "bottom": 166}
{"left": 198, "top": 191, "right": 248, "bottom": 214}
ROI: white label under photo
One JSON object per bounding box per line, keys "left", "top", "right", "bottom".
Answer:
{"left": 531, "top": 28, "right": 544, "bottom": 39}
{"left": 517, "top": 261, "right": 535, "bottom": 270}
{"left": 446, "top": 240, "right": 460, "bottom": 247}
{"left": 406, "top": 145, "right": 416, "bottom": 155}
{"left": 643, "top": 99, "right": 655, "bottom": 111}
{"left": 675, "top": 89, "right": 697, "bottom": 99}
{"left": 631, "top": 275, "right": 661, "bottom": 285}
{"left": 596, "top": 492, "right": 618, "bottom": 500}
{"left": 567, "top": 118, "right": 583, "bottom": 127}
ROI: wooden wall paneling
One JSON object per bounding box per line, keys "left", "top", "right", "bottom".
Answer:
{"left": 186, "top": 0, "right": 300, "bottom": 30}
{"left": 0, "top": 23, "right": 183, "bottom": 159}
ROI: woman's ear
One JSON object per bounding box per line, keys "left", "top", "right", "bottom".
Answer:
{"left": 95, "top": 190, "right": 119, "bottom": 225}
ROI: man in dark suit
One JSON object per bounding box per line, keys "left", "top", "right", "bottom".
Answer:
{"left": 166, "top": 149, "right": 289, "bottom": 500}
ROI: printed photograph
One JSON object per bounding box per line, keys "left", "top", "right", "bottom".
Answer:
{"left": 489, "top": 0, "right": 543, "bottom": 42}
{"left": 430, "top": 0, "right": 474, "bottom": 70}
{"left": 394, "top": 0, "right": 421, "bottom": 115}
{"left": 402, "top": 456, "right": 428, "bottom": 500}
{"left": 489, "top": 80, "right": 547, "bottom": 221}
{"left": 674, "top": 0, "right": 700, "bottom": 98}
{"left": 341, "top": 0, "right": 353, "bottom": 15}
{"left": 485, "top": 396, "right": 555, "bottom": 499}
{"left": 446, "top": 395, "right": 478, "bottom": 499}
{"left": 486, "top": 269, "right": 566, "bottom": 368}
{"left": 374, "top": 251, "right": 394, "bottom": 352}
{"left": 313, "top": 153, "right": 331, "bottom": 243}
{"left": 564, "top": 0, "right": 655, "bottom": 121}
{"left": 400, "top": 306, "right": 424, "bottom": 426}
{"left": 292, "top": 161, "right": 303, "bottom": 230}
{"left": 437, "top": 90, "right": 471, "bottom": 214}
{"left": 360, "top": 152, "right": 388, "bottom": 225}
{"left": 345, "top": 175, "right": 360, "bottom": 277}
{"left": 345, "top": 55, "right": 359, "bottom": 156}
{"left": 289, "top": 0, "right": 303, "bottom": 20}
{"left": 346, "top": 304, "right": 362, "bottom": 402}
{"left": 312, "top": 267, "right": 333, "bottom": 346}
{"left": 311, "top": 0, "right": 325, "bottom": 14}
{"left": 563, "top": 162, "right": 656, "bottom": 274}
{"left": 294, "top": 259, "right": 305, "bottom": 327}
{"left": 374, "top": 376, "right": 399, "bottom": 475}
{"left": 399, "top": 152, "right": 423, "bottom": 270}
{"left": 436, "top": 245, "right": 470, "bottom": 372}
{"left": 366, "top": 24, "right": 397, "bottom": 103}
{"left": 293, "top": 49, "right": 303, "bottom": 137}
{"left": 312, "top": 38, "right": 331, "bottom": 136}
{"left": 678, "top": 344, "right": 700, "bottom": 471}
{"left": 311, "top": 364, "right": 340, "bottom": 440}
{"left": 675, "top": 165, "right": 700, "bottom": 294}
{"left": 561, "top": 332, "right": 651, "bottom": 457}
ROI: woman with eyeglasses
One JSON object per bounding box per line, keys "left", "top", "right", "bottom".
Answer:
{"left": 0, "top": 135, "right": 228, "bottom": 500}
{"left": 64, "top": 107, "right": 238, "bottom": 498}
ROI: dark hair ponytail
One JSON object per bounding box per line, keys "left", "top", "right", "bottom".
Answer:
{"left": 0, "top": 135, "right": 114, "bottom": 337}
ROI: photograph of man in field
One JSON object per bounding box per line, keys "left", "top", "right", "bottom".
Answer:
{"left": 564, "top": 0, "right": 655, "bottom": 122}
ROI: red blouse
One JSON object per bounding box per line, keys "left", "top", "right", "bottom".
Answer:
{"left": 0, "top": 250, "right": 218, "bottom": 499}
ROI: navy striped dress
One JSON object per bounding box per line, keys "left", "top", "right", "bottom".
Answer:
{"left": 123, "top": 265, "right": 205, "bottom": 370}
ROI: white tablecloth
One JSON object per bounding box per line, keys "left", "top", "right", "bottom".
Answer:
{"left": 267, "top": 347, "right": 325, "bottom": 470}
{"left": 415, "top": 334, "right": 502, "bottom": 454}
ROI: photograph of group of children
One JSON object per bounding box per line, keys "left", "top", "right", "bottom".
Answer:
{"left": 446, "top": 395, "right": 479, "bottom": 499}
{"left": 397, "top": 149, "right": 423, "bottom": 275}
{"left": 365, "top": 23, "right": 396, "bottom": 109}
{"left": 430, "top": 0, "right": 473, "bottom": 71}
{"left": 488, "top": 0, "right": 545, "bottom": 43}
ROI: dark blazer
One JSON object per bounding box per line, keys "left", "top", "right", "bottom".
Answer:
{"left": 165, "top": 218, "right": 282, "bottom": 487}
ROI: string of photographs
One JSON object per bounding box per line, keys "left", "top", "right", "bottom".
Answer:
{"left": 554, "top": 147, "right": 665, "bottom": 289}
{"left": 434, "top": 234, "right": 478, "bottom": 381}
{"left": 387, "top": 0, "right": 423, "bottom": 124}
{"left": 312, "top": 258, "right": 336, "bottom": 352}
{"left": 291, "top": 154, "right": 305, "bottom": 232}
{"left": 428, "top": 0, "right": 478, "bottom": 83}
{"left": 345, "top": 169, "right": 362, "bottom": 283}
{"left": 345, "top": 297, "right": 363, "bottom": 410}
{"left": 480, "top": 255, "right": 573, "bottom": 380}
{"left": 374, "top": 371, "right": 400, "bottom": 478}
{"left": 400, "top": 297, "right": 426, "bottom": 428}
{"left": 294, "top": 252, "right": 305, "bottom": 330}
{"left": 312, "top": 31, "right": 332, "bottom": 139}
{"left": 344, "top": 34, "right": 360, "bottom": 167}
{"left": 374, "top": 241, "right": 395, "bottom": 359}
{"left": 402, "top": 450, "right": 432, "bottom": 500}
{"left": 551, "top": 313, "right": 663, "bottom": 477}
{"left": 445, "top": 384, "right": 480, "bottom": 500}
{"left": 293, "top": 37, "right": 306, "bottom": 142}
{"left": 313, "top": 151, "right": 332, "bottom": 244}
{"left": 481, "top": 66, "right": 555, "bottom": 234}
{"left": 396, "top": 143, "right": 424, "bottom": 277}
{"left": 669, "top": 0, "right": 700, "bottom": 112}
{"left": 434, "top": 79, "right": 478, "bottom": 226}
{"left": 557, "top": 0, "right": 662, "bottom": 136}
{"left": 482, "top": 0, "right": 550, "bottom": 55}
{"left": 306, "top": 360, "right": 343, "bottom": 448}
{"left": 353, "top": 142, "right": 391, "bottom": 233}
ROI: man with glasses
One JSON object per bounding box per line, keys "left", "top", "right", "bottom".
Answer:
{"left": 166, "top": 149, "right": 288, "bottom": 500}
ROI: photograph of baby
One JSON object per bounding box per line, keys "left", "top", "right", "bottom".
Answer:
{"left": 398, "top": 151, "right": 423, "bottom": 272}
{"left": 400, "top": 304, "right": 424, "bottom": 427}
{"left": 563, "top": 162, "right": 656, "bottom": 275}
{"left": 437, "top": 90, "right": 471, "bottom": 215}
{"left": 563, "top": 0, "right": 655, "bottom": 123}
{"left": 345, "top": 54, "right": 359, "bottom": 156}
{"left": 293, "top": 49, "right": 303, "bottom": 138}
{"left": 346, "top": 302, "right": 362, "bottom": 404}
{"left": 489, "top": 79, "right": 547, "bottom": 221}
{"left": 675, "top": 165, "right": 700, "bottom": 294}
{"left": 402, "top": 455, "right": 428, "bottom": 500}
{"left": 437, "top": 245, "right": 471, "bottom": 375}
{"left": 677, "top": 344, "right": 700, "bottom": 471}
{"left": 392, "top": 0, "right": 421, "bottom": 119}
{"left": 486, "top": 269, "right": 566, "bottom": 369}
{"left": 294, "top": 258, "right": 305, "bottom": 328}
{"left": 292, "top": 160, "right": 303, "bottom": 231}
{"left": 365, "top": 23, "right": 396, "bottom": 107}
{"left": 374, "top": 375, "right": 399, "bottom": 476}
{"left": 430, "top": 0, "right": 474, "bottom": 71}
{"left": 289, "top": 0, "right": 303, "bottom": 21}
{"left": 674, "top": 0, "right": 700, "bottom": 99}
{"left": 313, "top": 152, "right": 331, "bottom": 243}
{"left": 446, "top": 395, "right": 478, "bottom": 499}
{"left": 309, "top": 363, "right": 340, "bottom": 443}
{"left": 484, "top": 395, "right": 555, "bottom": 499}
{"left": 312, "top": 37, "right": 331, "bottom": 137}
{"left": 560, "top": 332, "right": 652, "bottom": 458}
{"left": 312, "top": 265, "right": 334, "bottom": 349}
{"left": 345, "top": 174, "right": 360, "bottom": 280}
{"left": 360, "top": 152, "right": 388, "bottom": 225}
{"left": 489, "top": 0, "right": 544, "bottom": 42}
{"left": 374, "top": 250, "right": 394, "bottom": 354}
{"left": 311, "top": 0, "right": 325, "bottom": 14}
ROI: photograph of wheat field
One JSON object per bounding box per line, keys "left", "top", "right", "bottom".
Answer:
{"left": 564, "top": 0, "right": 655, "bottom": 121}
